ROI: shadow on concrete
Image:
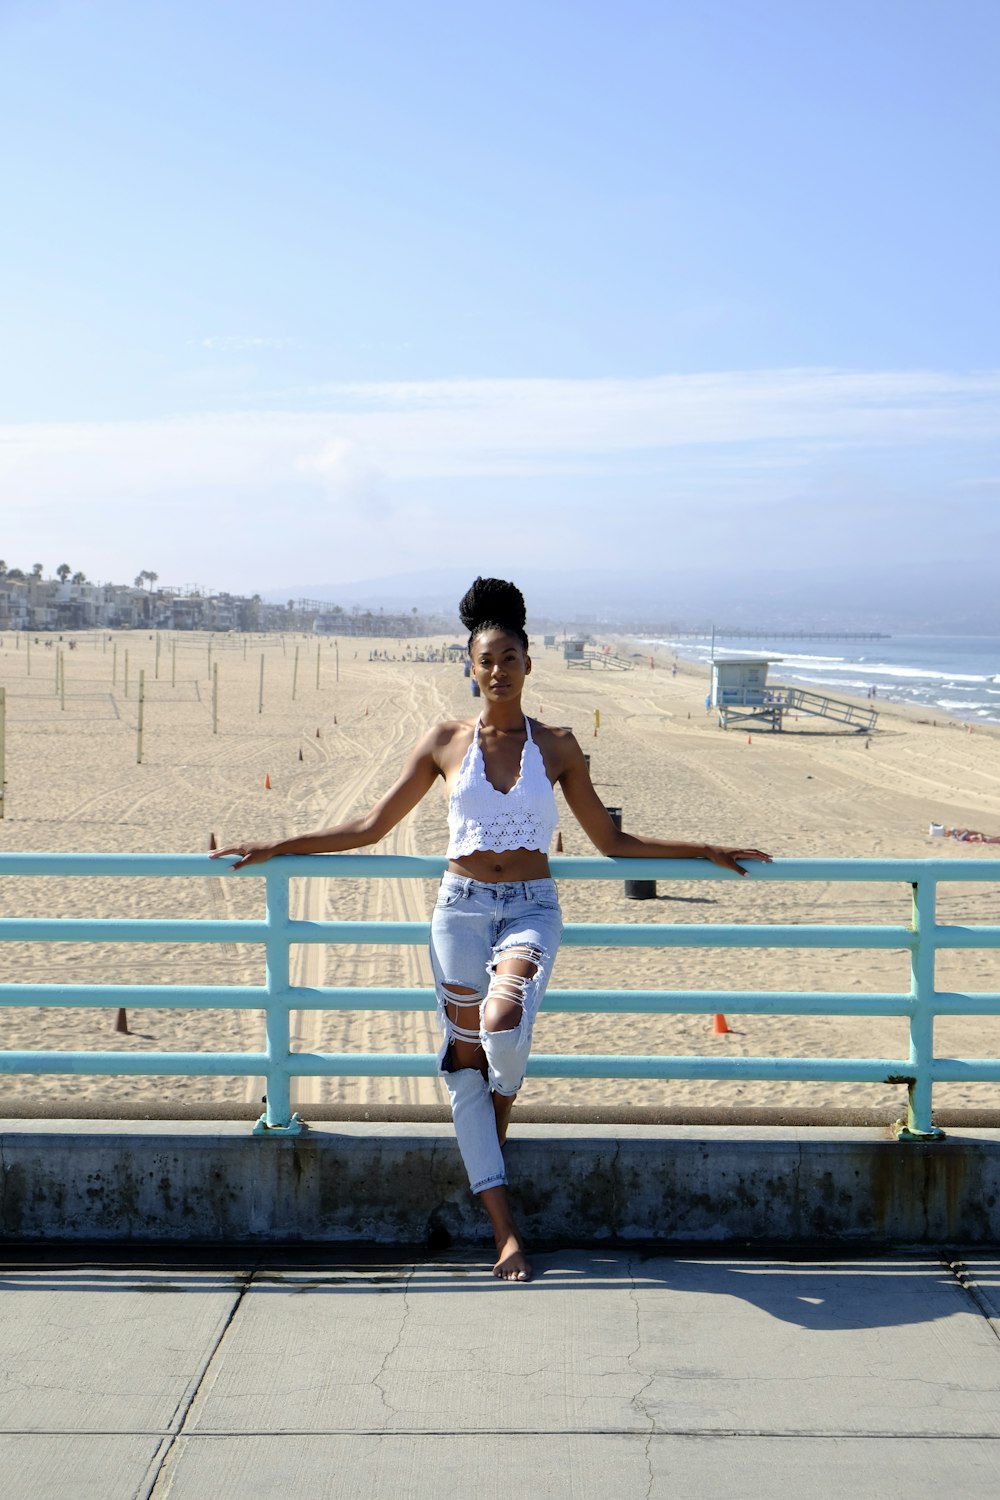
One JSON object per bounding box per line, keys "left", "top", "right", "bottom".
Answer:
{"left": 3, "top": 1248, "right": 997, "bottom": 1336}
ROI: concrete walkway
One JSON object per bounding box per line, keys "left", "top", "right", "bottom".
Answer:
{"left": 1, "top": 1248, "right": 999, "bottom": 1498}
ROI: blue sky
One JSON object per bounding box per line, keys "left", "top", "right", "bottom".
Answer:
{"left": 2, "top": 0, "right": 999, "bottom": 599}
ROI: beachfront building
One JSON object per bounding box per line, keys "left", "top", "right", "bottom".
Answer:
{"left": 0, "top": 569, "right": 449, "bottom": 638}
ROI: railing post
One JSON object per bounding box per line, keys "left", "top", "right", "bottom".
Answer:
{"left": 254, "top": 864, "right": 303, "bottom": 1135}
{"left": 898, "top": 877, "right": 943, "bottom": 1140}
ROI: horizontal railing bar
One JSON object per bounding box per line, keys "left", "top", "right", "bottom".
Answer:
{"left": 932, "top": 926, "right": 1000, "bottom": 949}
{"left": 0, "top": 918, "right": 926, "bottom": 950}
{"left": 285, "top": 920, "right": 920, "bottom": 949}
{"left": 932, "top": 1061, "right": 1000, "bottom": 1082}
{"left": 0, "top": 919, "right": 268, "bottom": 944}
{"left": 266, "top": 986, "right": 919, "bottom": 1016}
{"left": 0, "top": 1050, "right": 912, "bottom": 1081}
{"left": 0, "top": 985, "right": 916, "bottom": 1015}
{"left": 1, "top": 984, "right": 993, "bottom": 1018}
{"left": 0, "top": 1052, "right": 267, "bottom": 1075}
{"left": 564, "top": 924, "right": 917, "bottom": 950}
{"left": 0, "top": 985, "right": 268, "bottom": 1009}
{"left": 6, "top": 1050, "right": 995, "bottom": 1084}
{"left": 1, "top": 852, "right": 1000, "bottom": 881}
{"left": 932, "top": 992, "right": 1000, "bottom": 1014}
{"left": 2, "top": 985, "right": 995, "bottom": 1016}
{"left": 282, "top": 1053, "right": 913, "bottom": 1082}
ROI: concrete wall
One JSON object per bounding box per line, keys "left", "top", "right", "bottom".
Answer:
{"left": 3, "top": 1121, "right": 1000, "bottom": 1246}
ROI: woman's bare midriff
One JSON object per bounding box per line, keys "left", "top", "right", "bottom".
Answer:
{"left": 446, "top": 847, "right": 552, "bottom": 882}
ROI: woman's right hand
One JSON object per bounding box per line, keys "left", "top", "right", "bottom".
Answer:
{"left": 209, "top": 841, "right": 280, "bottom": 870}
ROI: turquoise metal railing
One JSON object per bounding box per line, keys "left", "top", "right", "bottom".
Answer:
{"left": 1, "top": 853, "right": 999, "bottom": 1139}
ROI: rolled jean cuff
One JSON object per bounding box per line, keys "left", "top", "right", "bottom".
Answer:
{"left": 470, "top": 1171, "right": 507, "bottom": 1194}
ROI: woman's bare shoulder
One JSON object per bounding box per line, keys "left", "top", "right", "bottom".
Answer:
{"left": 531, "top": 720, "right": 583, "bottom": 772}
{"left": 420, "top": 717, "right": 476, "bottom": 762}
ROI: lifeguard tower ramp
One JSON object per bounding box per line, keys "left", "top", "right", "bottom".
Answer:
{"left": 781, "top": 686, "right": 878, "bottom": 732}
{"left": 711, "top": 658, "right": 877, "bottom": 733}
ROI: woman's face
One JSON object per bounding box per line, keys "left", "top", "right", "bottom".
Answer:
{"left": 469, "top": 628, "right": 531, "bottom": 703}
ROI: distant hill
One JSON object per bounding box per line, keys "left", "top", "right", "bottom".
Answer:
{"left": 260, "top": 561, "right": 1000, "bottom": 634}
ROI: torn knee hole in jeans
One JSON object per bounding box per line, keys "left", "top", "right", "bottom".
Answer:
{"left": 441, "top": 981, "right": 485, "bottom": 1044}
{"left": 483, "top": 944, "right": 544, "bottom": 1032}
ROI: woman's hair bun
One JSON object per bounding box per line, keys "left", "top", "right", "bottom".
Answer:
{"left": 458, "top": 577, "right": 528, "bottom": 649}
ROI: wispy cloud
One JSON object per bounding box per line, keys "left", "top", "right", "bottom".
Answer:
{"left": 258, "top": 367, "right": 1000, "bottom": 473}
{"left": 2, "top": 367, "right": 999, "bottom": 586}
{"left": 4, "top": 368, "right": 999, "bottom": 494}
{"left": 196, "top": 336, "right": 297, "bottom": 352}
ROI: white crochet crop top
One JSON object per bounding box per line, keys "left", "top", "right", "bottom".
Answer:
{"left": 447, "top": 716, "right": 560, "bottom": 858}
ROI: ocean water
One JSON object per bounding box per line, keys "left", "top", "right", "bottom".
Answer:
{"left": 656, "top": 634, "right": 1000, "bottom": 726}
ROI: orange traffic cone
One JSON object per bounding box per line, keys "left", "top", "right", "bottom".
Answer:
{"left": 712, "top": 1013, "right": 731, "bottom": 1035}
{"left": 316, "top": 727, "right": 321, "bottom": 737}
{"left": 298, "top": 746, "right": 303, "bottom": 761}
{"left": 747, "top": 735, "right": 752, "bottom": 745}
{"left": 208, "top": 832, "right": 217, "bottom": 850}
{"left": 264, "top": 773, "right": 271, "bottom": 790}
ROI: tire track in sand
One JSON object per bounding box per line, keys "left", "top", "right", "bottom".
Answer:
{"left": 290, "top": 675, "right": 450, "bottom": 1109}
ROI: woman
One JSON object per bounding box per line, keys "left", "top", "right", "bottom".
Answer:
{"left": 214, "top": 578, "right": 770, "bottom": 1281}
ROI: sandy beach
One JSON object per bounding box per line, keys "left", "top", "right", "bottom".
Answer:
{"left": 2, "top": 627, "right": 999, "bottom": 1119}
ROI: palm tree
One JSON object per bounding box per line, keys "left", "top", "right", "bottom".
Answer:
{"left": 134, "top": 573, "right": 147, "bottom": 590}
{"left": 71, "top": 571, "right": 87, "bottom": 584}
{"left": 0, "top": 560, "right": 7, "bottom": 578}
{"left": 31, "top": 563, "right": 43, "bottom": 579}
{"left": 56, "top": 563, "right": 71, "bottom": 583}
{"left": 145, "top": 571, "right": 158, "bottom": 591}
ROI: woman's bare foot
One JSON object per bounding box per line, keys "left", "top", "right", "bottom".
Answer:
{"left": 493, "top": 1233, "right": 532, "bottom": 1281}
{"left": 492, "top": 1089, "right": 515, "bottom": 1146}
{"left": 480, "top": 1185, "right": 531, "bottom": 1281}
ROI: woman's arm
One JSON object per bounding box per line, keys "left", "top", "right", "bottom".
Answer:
{"left": 555, "top": 732, "right": 771, "bottom": 876}
{"left": 211, "top": 726, "right": 446, "bottom": 869}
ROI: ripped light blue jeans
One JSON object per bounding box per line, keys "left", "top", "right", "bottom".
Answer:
{"left": 429, "top": 874, "right": 563, "bottom": 1194}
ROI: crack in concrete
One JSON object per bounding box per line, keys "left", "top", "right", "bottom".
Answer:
{"left": 371, "top": 1260, "right": 418, "bottom": 1422}
{"left": 625, "top": 1256, "right": 656, "bottom": 1500}
{"left": 142, "top": 1268, "right": 256, "bottom": 1498}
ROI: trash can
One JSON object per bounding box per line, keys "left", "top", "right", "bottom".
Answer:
{"left": 606, "top": 805, "right": 657, "bottom": 899}
{"left": 471, "top": 678, "right": 480, "bottom": 697}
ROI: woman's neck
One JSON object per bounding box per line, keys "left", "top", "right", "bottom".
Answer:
{"left": 479, "top": 702, "right": 527, "bottom": 733}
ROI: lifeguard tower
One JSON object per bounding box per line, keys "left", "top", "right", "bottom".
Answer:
{"left": 711, "top": 658, "right": 784, "bottom": 731}
{"left": 711, "top": 657, "right": 879, "bottom": 734}
{"left": 563, "top": 638, "right": 634, "bottom": 671}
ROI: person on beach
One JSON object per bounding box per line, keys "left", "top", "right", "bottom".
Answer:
{"left": 212, "top": 577, "right": 771, "bottom": 1281}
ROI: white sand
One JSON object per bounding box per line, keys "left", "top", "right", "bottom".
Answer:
{"left": 2, "top": 627, "right": 999, "bottom": 1117}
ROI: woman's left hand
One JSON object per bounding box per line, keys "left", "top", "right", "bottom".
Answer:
{"left": 703, "top": 845, "right": 772, "bottom": 876}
